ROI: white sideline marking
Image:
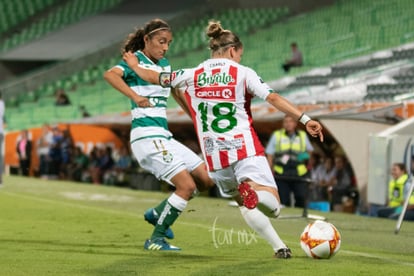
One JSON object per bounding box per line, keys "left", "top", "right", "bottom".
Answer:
{"left": 2, "top": 191, "right": 414, "bottom": 267}
{"left": 1, "top": 191, "right": 142, "bottom": 218}
{"left": 61, "top": 191, "right": 135, "bottom": 202}
{"left": 340, "top": 250, "right": 414, "bottom": 267}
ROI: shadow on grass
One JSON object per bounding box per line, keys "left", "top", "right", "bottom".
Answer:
{"left": 90, "top": 254, "right": 281, "bottom": 276}
{"left": 0, "top": 238, "right": 142, "bottom": 257}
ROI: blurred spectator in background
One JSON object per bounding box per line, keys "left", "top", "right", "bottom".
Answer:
{"left": 36, "top": 124, "right": 53, "bottom": 178}
{"left": 82, "top": 146, "right": 99, "bottom": 183}
{"left": 79, "top": 105, "right": 91, "bottom": 118}
{"left": 313, "top": 155, "right": 336, "bottom": 202}
{"left": 307, "top": 152, "right": 324, "bottom": 201}
{"left": 68, "top": 146, "right": 89, "bottom": 182}
{"left": 47, "top": 126, "right": 63, "bottom": 179}
{"left": 16, "top": 129, "right": 32, "bottom": 176}
{"left": 328, "top": 155, "right": 354, "bottom": 212}
{"left": 400, "top": 180, "right": 414, "bottom": 221}
{"left": 281, "top": 42, "right": 303, "bottom": 73}
{"left": 89, "top": 146, "right": 114, "bottom": 184}
{"left": 55, "top": 89, "right": 71, "bottom": 106}
{"left": 266, "top": 115, "right": 314, "bottom": 208}
{"left": 0, "top": 91, "right": 4, "bottom": 185}
{"left": 103, "top": 146, "right": 132, "bottom": 186}
{"left": 308, "top": 152, "right": 323, "bottom": 182}
{"left": 377, "top": 163, "right": 409, "bottom": 219}
{"left": 411, "top": 156, "right": 414, "bottom": 175}
{"left": 59, "top": 129, "right": 74, "bottom": 179}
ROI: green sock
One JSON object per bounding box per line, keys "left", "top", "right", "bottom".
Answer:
{"left": 151, "top": 202, "right": 181, "bottom": 239}
{"left": 153, "top": 199, "right": 168, "bottom": 217}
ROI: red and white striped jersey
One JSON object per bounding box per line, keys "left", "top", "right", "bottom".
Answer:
{"left": 170, "top": 58, "right": 275, "bottom": 171}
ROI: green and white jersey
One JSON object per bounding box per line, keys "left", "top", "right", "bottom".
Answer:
{"left": 115, "top": 51, "right": 172, "bottom": 142}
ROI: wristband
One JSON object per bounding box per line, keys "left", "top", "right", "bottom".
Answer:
{"left": 299, "top": 113, "right": 311, "bottom": 125}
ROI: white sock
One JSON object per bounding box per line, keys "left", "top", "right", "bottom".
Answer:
{"left": 256, "top": 190, "right": 281, "bottom": 218}
{"left": 167, "top": 193, "right": 188, "bottom": 211}
{"left": 240, "top": 206, "right": 286, "bottom": 252}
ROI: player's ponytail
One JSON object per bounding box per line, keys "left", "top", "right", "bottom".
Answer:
{"left": 122, "top": 18, "right": 171, "bottom": 54}
{"left": 122, "top": 28, "right": 145, "bottom": 54}
{"left": 206, "top": 20, "right": 242, "bottom": 54}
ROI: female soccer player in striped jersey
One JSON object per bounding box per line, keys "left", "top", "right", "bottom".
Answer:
{"left": 123, "top": 20, "right": 324, "bottom": 259}
{"left": 104, "top": 18, "right": 214, "bottom": 251}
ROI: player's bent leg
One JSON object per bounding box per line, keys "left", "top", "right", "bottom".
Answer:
{"left": 239, "top": 181, "right": 281, "bottom": 218}
{"left": 144, "top": 206, "right": 174, "bottom": 239}
{"left": 146, "top": 170, "right": 196, "bottom": 250}
{"left": 171, "top": 170, "right": 197, "bottom": 200}
{"left": 190, "top": 163, "right": 216, "bottom": 192}
{"left": 238, "top": 182, "right": 259, "bottom": 209}
{"left": 239, "top": 206, "right": 291, "bottom": 259}
{"left": 256, "top": 190, "right": 281, "bottom": 218}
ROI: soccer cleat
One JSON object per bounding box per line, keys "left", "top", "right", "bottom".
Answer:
{"left": 274, "top": 248, "right": 292, "bottom": 259}
{"left": 144, "top": 208, "right": 175, "bottom": 239}
{"left": 144, "top": 238, "right": 181, "bottom": 251}
{"left": 238, "top": 182, "right": 258, "bottom": 209}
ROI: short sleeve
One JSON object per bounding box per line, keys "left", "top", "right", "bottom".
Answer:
{"left": 170, "top": 69, "right": 191, "bottom": 89}
{"left": 245, "top": 67, "right": 273, "bottom": 100}
{"left": 115, "top": 60, "right": 134, "bottom": 78}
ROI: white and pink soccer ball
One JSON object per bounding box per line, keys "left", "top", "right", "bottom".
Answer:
{"left": 300, "top": 220, "right": 341, "bottom": 259}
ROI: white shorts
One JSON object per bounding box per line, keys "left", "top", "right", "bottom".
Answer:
{"left": 209, "top": 155, "right": 277, "bottom": 197}
{"left": 131, "top": 137, "right": 203, "bottom": 184}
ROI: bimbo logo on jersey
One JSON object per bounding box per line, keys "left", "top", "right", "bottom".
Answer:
{"left": 197, "top": 72, "right": 234, "bottom": 86}
{"left": 194, "top": 66, "right": 237, "bottom": 100}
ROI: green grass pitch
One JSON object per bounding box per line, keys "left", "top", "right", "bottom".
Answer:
{"left": 1, "top": 175, "right": 414, "bottom": 275}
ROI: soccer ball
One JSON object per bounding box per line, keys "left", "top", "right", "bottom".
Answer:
{"left": 300, "top": 220, "right": 341, "bottom": 259}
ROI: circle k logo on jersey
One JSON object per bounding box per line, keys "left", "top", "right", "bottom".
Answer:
{"left": 195, "top": 87, "right": 235, "bottom": 101}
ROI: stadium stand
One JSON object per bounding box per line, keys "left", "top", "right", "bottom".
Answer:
{"left": 2, "top": 5, "right": 291, "bottom": 130}
{"left": 283, "top": 47, "right": 414, "bottom": 90}
{"left": 0, "top": 0, "right": 57, "bottom": 37}
{"left": 167, "top": 7, "right": 289, "bottom": 56}
{"left": 4, "top": 0, "right": 414, "bottom": 212}
{"left": 0, "top": 0, "right": 123, "bottom": 53}
{"left": 3, "top": 0, "right": 414, "bottom": 131}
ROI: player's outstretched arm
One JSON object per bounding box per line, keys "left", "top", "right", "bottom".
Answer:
{"left": 123, "top": 51, "right": 190, "bottom": 116}
{"left": 266, "top": 92, "right": 324, "bottom": 142}
{"left": 123, "top": 51, "right": 161, "bottom": 85}
{"left": 103, "top": 67, "right": 151, "bottom": 107}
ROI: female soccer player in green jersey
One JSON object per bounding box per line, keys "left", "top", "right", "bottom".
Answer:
{"left": 104, "top": 18, "right": 214, "bottom": 251}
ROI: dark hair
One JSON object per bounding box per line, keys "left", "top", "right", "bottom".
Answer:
{"left": 122, "top": 18, "right": 171, "bottom": 54}
{"left": 393, "top": 162, "right": 407, "bottom": 173}
{"left": 291, "top": 42, "right": 297, "bottom": 47}
{"left": 206, "top": 21, "right": 242, "bottom": 54}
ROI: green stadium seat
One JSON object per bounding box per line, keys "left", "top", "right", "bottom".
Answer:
{"left": 5, "top": 96, "right": 19, "bottom": 108}
{"left": 0, "top": 0, "right": 57, "bottom": 37}
{"left": 0, "top": 0, "right": 123, "bottom": 53}
{"left": 55, "top": 105, "right": 76, "bottom": 119}
{"left": 8, "top": 1, "right": 414, "bottom": 130}
{"left": 38, "top": 83, "right": 56, "bottom": 97}
{"left": 24, "top": 90, "right": 38, "bottom": 102}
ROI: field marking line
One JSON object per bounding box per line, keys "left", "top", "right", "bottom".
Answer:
{"left": 340, "top": 250, "right": 414, "bottom": 267}
{"left": 2, "top": 191, "right": 414, "bottom": 267}
{"left": 1, "top": 191, "right": 142, "bottom": 218}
